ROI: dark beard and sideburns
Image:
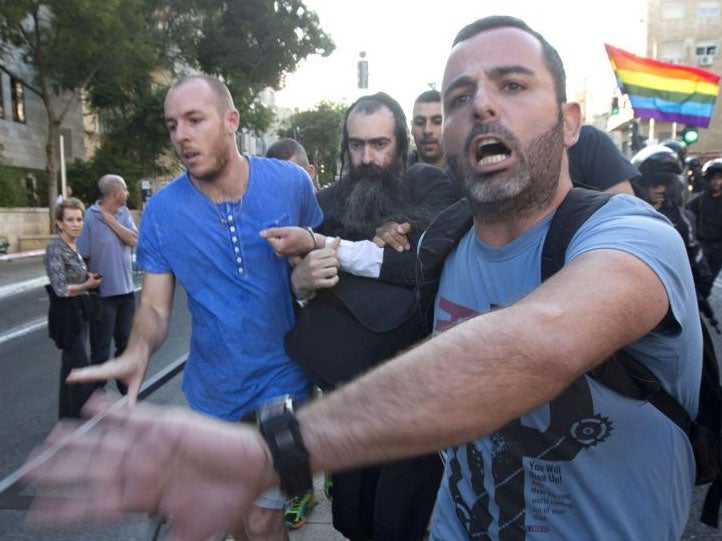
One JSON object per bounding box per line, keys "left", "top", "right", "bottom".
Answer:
{"left": 337, "top": 162, "right": 435, "bottom": 240}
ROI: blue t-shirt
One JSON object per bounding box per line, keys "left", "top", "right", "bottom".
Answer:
{"left": 136, "top": 156, "right": 323, "bottom": 420}
{"left": 429, "top": 195, "right": 701, "bottom": 540}
{"left": 77, "top": 203, "right": 138, "bottom": 297}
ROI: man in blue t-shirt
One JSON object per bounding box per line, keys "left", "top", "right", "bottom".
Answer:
{"left": 67, "top": 75, "right": 322, "bottom": 541}
{"left": 27, "top": 17, "right": 702, "bottom": 541}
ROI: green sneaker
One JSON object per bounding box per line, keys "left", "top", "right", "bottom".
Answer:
{"left": 284, "top": 491, "right": 317, "bottom": 530}
{"left": 323, "top": 473, "right": 334, "bottom": 500}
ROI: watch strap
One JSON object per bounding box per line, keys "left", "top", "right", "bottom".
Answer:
{"left": 258, "top": 398, "right": 313, "bottom": 496}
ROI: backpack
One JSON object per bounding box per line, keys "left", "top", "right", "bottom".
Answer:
{"left": 417, "top": 187, "right": 722, "bottom": 528}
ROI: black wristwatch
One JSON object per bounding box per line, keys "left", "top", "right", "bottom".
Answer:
{"left": 257, "top": 395, "right": 313, "bottom": 496}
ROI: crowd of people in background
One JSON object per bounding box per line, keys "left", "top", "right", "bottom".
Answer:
{"left": 27, "top": 13, "right": 722, "bottom": 541}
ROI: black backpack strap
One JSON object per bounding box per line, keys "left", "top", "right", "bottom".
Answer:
{"left": 541, "top": 188, "right": 693, "bottom": 434}
{"left": 589, "top": 350, "right": 693, "bottom": 436}
{"left": 541, "top": 187, "right": 614, "bottom": 282}
{"left": 543, "top": 188, "right": 721, "bottom": 508}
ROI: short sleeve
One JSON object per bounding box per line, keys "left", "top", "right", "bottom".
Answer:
{"left": 136, "top": 201, "right": 172, "bottom": 274}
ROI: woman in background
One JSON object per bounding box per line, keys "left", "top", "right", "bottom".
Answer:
{"left": 44, "top": 197, "right": 101, "bottom": 418}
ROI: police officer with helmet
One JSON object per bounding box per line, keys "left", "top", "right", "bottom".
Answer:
{"left": 685, "top": 156, "right": 705, "bottom": 193}
{"left": 632, "top": 145, "right": 714, "bottom": 299}
{"left": 688, "top": 158, "right": 722, "bottom": 283}
{"left": 660, "top": 138, "right": 691, "bottom": 200}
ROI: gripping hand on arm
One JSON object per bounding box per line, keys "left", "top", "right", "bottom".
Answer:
{"left": 101, "top": 211, "right": 138, "bottom": 247}
{"left": 290, "top": 238, "right": 341, "bottom": 300}
{"left": 260, "top": 226, "right": 324, "bottom": 257}
{"left": 373, "top": 222, "right": 411, "bottom": 251}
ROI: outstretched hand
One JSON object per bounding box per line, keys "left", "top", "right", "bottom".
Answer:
{"left": 22, "top": 393, "right": 277, "bottom": 541}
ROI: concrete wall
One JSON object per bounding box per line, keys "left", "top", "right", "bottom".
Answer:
{"left": 0, "top": 208, "right": 141, "bottom": 253}
{"left": 0, "top": 208, "right": 50, "bottom": 252}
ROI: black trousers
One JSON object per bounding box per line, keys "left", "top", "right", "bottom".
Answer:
{"left": 59, "top": 324, "right": 96, "bottom": 419}
{"left": 701, "top": 240, "right": 722, "bottom": 281}
{"left": 332, "top": 453, "right": 443, "bottom": 541}
{"left": 90, "top": 292, "right": 135, "bottom": 393}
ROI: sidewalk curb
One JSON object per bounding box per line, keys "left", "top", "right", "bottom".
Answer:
{"left": 0, "top": 249, "right": 45, "bottom": 262}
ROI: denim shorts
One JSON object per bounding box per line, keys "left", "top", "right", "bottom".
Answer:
{"left": 254, "top": 486, "right": 286, "bottom": 509}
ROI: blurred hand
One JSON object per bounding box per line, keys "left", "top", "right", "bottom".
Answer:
{"left": 373, "top": 222, "right": 411, "bottom": 251}
{"left": 66, "top": 351, "right": 148, "bottom": 407}
{"left": 22, "top": 394, "right": 276, "bottom": 541}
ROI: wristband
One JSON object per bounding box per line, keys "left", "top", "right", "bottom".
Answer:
{"left": 257, "top": 395, "right": 313, "bottom": 496}
{"left": 305, "top": 227, "right": 317, "bottom": 251}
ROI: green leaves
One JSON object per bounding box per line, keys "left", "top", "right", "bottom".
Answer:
{"left": 279, "top": 101, "right": 347, "bottom": 186}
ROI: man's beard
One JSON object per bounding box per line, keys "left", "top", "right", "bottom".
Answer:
{"left": 180, "top": 127, "right": 229, "bottom": 183}
{"left": 338, "top": 161, "right": 405, "bottom": 239}
{"left": 447, "top": 118, "right": 564, "bottom": 223}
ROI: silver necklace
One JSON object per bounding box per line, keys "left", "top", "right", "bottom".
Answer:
{"left": 213, "top": 197, "right": 243, "bottom": 228}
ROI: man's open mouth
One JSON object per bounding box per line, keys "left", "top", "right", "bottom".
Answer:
{"left": 475, "top": 137, "right": 511, "bottom": 166}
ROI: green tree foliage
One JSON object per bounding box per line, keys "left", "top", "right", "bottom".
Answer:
{"left": 0, "top": 0, "right": 335, "bottom": 221}
{"left": 0, "top": 163, "right": 41, "bottom": 206}
{"left": 279, "top": 101, "right": 346, "bottom": 186}
{"left": 155, "top": 0, "right": 335, "bottom": 133}
{"left": 69, "top": 86, "right": 173, "bottom": 208}
{"left": 0, "top": 0, "right": 161, "bottom": 230}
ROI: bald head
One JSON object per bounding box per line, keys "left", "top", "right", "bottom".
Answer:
{"left": 98, "top": 174, "right": 129, "bottom": 210}
{"left": 98, "top": 175, "right": 126, "bottom": 197}
{"left": 167, "top": 75, "right": 235, "bottom": 115}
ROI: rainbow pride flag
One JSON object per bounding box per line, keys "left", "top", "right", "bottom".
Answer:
{"left": 605, "top": 44, "right": 720, "bottom": 128}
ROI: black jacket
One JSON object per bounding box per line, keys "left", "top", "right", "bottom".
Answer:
{"left": 46, "top": 285, "right": 92, "bottom": 350}
{"left": 316, "top": 162, "right": 456, "bottom": 286}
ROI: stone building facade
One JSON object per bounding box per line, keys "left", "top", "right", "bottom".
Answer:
{"left": 645, "top": 0, "right": 722, "bottom": 157}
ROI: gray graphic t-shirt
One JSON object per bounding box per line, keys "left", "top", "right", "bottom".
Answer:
{"left": 429, "top": 195, "right": 700, "bottom": 541}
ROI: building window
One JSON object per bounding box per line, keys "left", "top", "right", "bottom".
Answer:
{"left": 11, "top": 77, "right": 25, "bottom": 123}
{"left": 697, "top": 1, "right": 720, "bottom": 17}
{"left": 660, "top": 41, "right": 684, "bottom": 63}
{"left": 695, "top": 43, "right": 718, "bottom": 56}
{"left": 662, "top": 2, "right": 685, "bottom": 19}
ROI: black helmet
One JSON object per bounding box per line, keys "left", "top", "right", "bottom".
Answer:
{"left": 631, "top": 144, "right": 682, "bottom": 186}
{"left": 661, "top": 138, "right": 688, "bottom": 163}
{"left": 702, "top": 158, "right": 722, "bottom": 181}
{"left": 685, "top": 156, "right": 702, "bottom": 171}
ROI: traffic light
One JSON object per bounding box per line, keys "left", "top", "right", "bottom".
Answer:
{"left": 611, "top": 97, "right": 619, "bottom": 115}
{"left": 681, "top": 126, "right": 699, "bottom": 145}
{"left": 629, "top": 121, "right": 644, "bottom": 151}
